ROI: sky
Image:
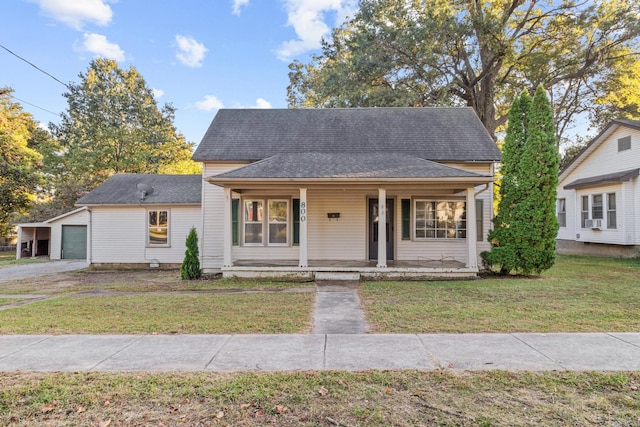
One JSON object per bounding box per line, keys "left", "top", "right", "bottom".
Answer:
{"left": 1, "top": 0, "right": 358, "bottom": 145}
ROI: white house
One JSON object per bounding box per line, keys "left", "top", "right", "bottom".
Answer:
{"left": 556, "top": 119, "right": 640, "bottom": 257}
{"left": 75, "top": 174, "right": 202, "bottom": 268}
{"left": 193, "top": 107, "right": 502, "bottom": 278}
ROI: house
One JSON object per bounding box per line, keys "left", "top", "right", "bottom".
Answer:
{"left": 73, "top": 174, "right": 202, "bottom": 268}
{"left": 556, "top": 119, "right": 640, "bottom": 257}
{"left": 16, "top": 207, "right": 90, "bottom": 260}
{"left": 194, "top": 107, "right": 501, "bottom": 278}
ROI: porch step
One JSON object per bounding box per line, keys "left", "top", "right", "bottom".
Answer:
{"left": 315, "top": 272, "right": 361, "bottom": 281}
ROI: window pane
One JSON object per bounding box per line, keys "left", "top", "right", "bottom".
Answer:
{"left": 592, "top": 194, "right": 603, "bottom": 219}
{"left": 149, "top": 227, "right": 167, "bottom": 245}
{"left": 149, "top": 211, "right": 157, "bottom": 226}
{"left": 269, "top": 200, "right": 288, "bottom": 222}
{"left": 158, "top": 211, "right": 168, "bottom": 226}
{"left": 269, "top": 223, "right": 287, "bottom": 244}
{"left": 244, "top": 200, "right": 263, "bottom": 222}
{"left": 245, "top": 223, "right": 262, "bottom": 244}
{"left": 608, "top": 193, "right": 616, "bottom": 210}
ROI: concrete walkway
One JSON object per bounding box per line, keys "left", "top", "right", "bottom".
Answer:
{"left": 0, "top": 260, "right": 89, "bottom": 283}
{"left": 312, "top": 281, "right": 369, "bottom": 334}
{"left": 1, "top": 332, "right": 640, "bottom": 372}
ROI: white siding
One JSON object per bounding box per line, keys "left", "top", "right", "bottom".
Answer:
{"left": 48, "top": 209, "right": 89, "bottom": 260}
{"left": 201, "top": 163, "right": 246, "bottom": 269}
{"left": 90, "top": 206, "right": 201, "bottom": 264}
{"left": 558, "top": 125, "right": 640, "bottom": 245}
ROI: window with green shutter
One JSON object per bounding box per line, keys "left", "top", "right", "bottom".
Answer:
{"left": 293, "top": 198, "right": 300, "bottom": 245}
{"left": 232, "top": 198, "right": 239, "bottom": 246}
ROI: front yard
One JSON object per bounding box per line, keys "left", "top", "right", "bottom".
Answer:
{"left": 0, "top": 255, "right": 638, "bottom": 334}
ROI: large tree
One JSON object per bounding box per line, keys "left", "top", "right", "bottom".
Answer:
{"left": 50, "top": 59, "right": 199, "bottom": 203}
{"left": 288, "top": 0, "right": 640, "bottom": 144}
{"left": 484, "top": 86, "right": 559, "bottom": 275}
{"left": 0, "top": 88, "right": 43, "bottom": 236}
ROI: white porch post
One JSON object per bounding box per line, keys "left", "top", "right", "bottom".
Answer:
{"left": 377, "top": 188, "right": 387, "bottom": 268}
{"left": 16, "top": 227, "right": 22, "bottom": 259}
{"left": 223, "top": 187, "right": 233, "bottom": 268}
{"left": 299, "top": 188, "right": 308, "bottom": 267}
{"left": 31, "top": 228, "right": 36, "bottom": 257}
{"left": 466, "top": 186, "right": 478, "bottom": 269}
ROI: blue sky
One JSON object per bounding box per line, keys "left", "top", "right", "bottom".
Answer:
{"left": 1, "top": 0, "right": 357, "bottom": 145}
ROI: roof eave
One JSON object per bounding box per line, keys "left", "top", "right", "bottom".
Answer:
{"left": 206, "top": 176, "right": 494, "bottom": 187}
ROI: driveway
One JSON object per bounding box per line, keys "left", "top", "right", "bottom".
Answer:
{"left": 0, "top": 260, "right": 89, "bottom": 283}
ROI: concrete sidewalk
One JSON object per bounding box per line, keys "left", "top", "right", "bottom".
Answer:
{"left": 1, "top": 332, "right": 639, "bottom": 372}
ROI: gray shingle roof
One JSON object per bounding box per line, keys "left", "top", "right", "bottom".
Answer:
{"left": 564, "top": 168, "right": 640, "bottom": 190}
{"left": 193, "top": 107, "right": 501, "bottom": 162}
{"left": 208, "top": 153, "right": 487, "bottom": 180}
{"left": 76, "top": 174, "right": 202, "bottom": 206}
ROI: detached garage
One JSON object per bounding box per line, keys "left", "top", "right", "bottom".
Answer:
{"left": 16, "top": 207, "right": 90, "bottom": 260}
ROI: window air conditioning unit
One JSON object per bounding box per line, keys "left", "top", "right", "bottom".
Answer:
{"left": 585, "top": 219, "right": 602, "bottom": 230}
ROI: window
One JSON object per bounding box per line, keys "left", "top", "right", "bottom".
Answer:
{"left": 243, "top": 199, "right": 289, "bottom": 246}
{"left": 557, "top": 198, "right": 566, "bottom": 227}
{"left": 148, "top": 210, "right": 169, "bottom": 245}
{"left": 607, "top": 193, "right": 617, "bottom": 229}
{"left": 414, "top": 200, "right": 466, "bottom": 239}
{"left": 592, "top": 194, "right": 603, "bottom": 220}
{"left": 618, "top": 136, "right": 631, "bottom": 152}
{"left": 581, "top": 196, "right": 589, "bottom": 228}
{"left": 244, "top": 200, "right": 264, "bottom": 244}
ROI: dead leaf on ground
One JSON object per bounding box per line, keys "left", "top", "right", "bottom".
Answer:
{"left": 254, "top": 409, "right": 265, "bottom": 418}
{"left": 385, "top": 387, "right": 391, "bottom": 394}
{"left": 276, "top": 405, "right": 288, "bottom": 414}
{"left": 216, "top": 411, "right": 224, "bottom": 419}
{"left": 76, "top": 406, "right": 86, "bottom": 414}
{"left": 240, "top": 403, "right": 252, "bottom": 409}
{"left": 318, "top": 386, "right": 329, "bottom": 396}
{"left": 100, "top": 419, "right": 111, "bottom": 427}
{"left": 103, "top": 400, "right": 111, "bottom": 407}
{"left": 40, "top": 405, "right": 56, "bottom": 413}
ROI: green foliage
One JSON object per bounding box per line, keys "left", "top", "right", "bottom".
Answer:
{"left": 287, "top": 0, "right": 640, "bottom": 143}
{"left": 181, "top": 227, "right": 201, "bottom": 280}
{"left": 0, "top": 88, "right": 43, "bottom": 235}
{"left": 49, "top": 59, "right": 197, "bottom": 212}
{"left": 487, "top": 86, "right": 559, "bottom": 275}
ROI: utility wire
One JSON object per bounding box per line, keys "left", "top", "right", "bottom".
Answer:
{"left": 9, "top": 94, "right": 62, "bottom": 118}
{"left": 0, "top": 43, "right": 70, "bottom": 89}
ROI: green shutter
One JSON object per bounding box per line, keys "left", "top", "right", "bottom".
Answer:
{"left": 232, "top": 198, "right": 239, "bottom": 246}
{"left": 401, "top": 199, "right": 411, "bottom": 240}
{"left": 476, "top": 199, "right": 483, "bottom": 242}
{"left": 293, "top": 198, "right": 300, "bottom": 245}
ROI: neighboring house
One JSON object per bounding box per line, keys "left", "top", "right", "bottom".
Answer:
{"left": 74, "top": 174, "right": 202, "bottom": 268}
{"left": 194, "top": 107, "right": 501, "bottom": 278}
{"left": 16, "top": 207, "right": 90, "bottom": 260}
{"left": 556, "top": 119, "right": 640, "bottom": 257}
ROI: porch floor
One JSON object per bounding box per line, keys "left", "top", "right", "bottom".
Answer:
{"left": 232, "top": 259, "right": 466, "bottom": 269}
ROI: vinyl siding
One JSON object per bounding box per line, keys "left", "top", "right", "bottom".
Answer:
{"left": 48, "top": 210, "right": 89, "bottom": 260}
{"left": 558, "top": 125, "right": 640, "bottom": 245}
{"left": 90, "top": 206, "right": 201, "bottom": 264}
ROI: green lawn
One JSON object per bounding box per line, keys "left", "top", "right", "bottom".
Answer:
{"left": 0, "top": 251, "right": 49, "bottom": 268}
{"left": 2, "top": 370, "right": 639, "bottom": 426}
{"left": 361, "top": 255, "right": 640, "bottom": 333}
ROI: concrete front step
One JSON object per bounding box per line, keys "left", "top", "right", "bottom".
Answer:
{"left": 315, "top": 272, "right": 361, "bottom": 281}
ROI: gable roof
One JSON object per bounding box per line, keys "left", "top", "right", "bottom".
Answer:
{"left": 560, "top": 119, "right": 640, "bottom": 180}
{"left": 76, "top": 174, "right": 202, "bottom": 206}
{"left": 193, "top": 107, "right": 501, "bottom": 162}
{"left": 208, "top": 153, "right": 488, "bottom": 183}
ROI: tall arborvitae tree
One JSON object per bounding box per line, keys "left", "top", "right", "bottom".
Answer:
{"left": 484, "top": 86, "right": 559, "bottom": 275}
{"left": 516, "top": 85, "right": 560, "bottom": 274}
{"left": 181, "top": 227, "right": 201, "bottom": 280}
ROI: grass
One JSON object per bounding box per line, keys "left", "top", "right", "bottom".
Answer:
{"left": 0, "top": 251, "right": 48, "bottom": 269}
{"left": 0, "top": 298, "right": 24, "bottom": 307}
{"left": 361, "top": 255, "right": 640, "bottom": 333}
{"left": 1, "top": 371, "right": 639, "bottom": 426}
{"left": 0, "top": 292, "right": 314, "bottom": 334}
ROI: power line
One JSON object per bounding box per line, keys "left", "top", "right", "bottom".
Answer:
{"left": 9, "top": 94, "right": 62, "bottom": 118}
{"left": 0, "top": 43, "right": 70, "bottom": 89}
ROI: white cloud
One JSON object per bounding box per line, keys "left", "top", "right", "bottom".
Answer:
{"left": 196, "top": 95, "right": 224, "bottom": 111}
{"left": 152, "top": 88, "right": 165, "bottom": 99}
{"left": 36, "top": 0, "right": 113, "bottom": 30}
{"left": 175, "top": 35, "right": 208, "bottom": 67}
{"left": 251, "top": 98, "right": 272, "bottom": 109}
{"left": 232, "top": 0, "right": 250, "bottom": 15}
{"left": 276, "top": 0, "right": 357, "bottom": 61}
{"left": 81, "top": 33, "right": 125, "bottom": 61}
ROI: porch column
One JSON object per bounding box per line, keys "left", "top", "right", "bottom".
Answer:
{"left": 466, "top": 186, "right": 478, "bottom": 269}
{"left": 299, "top": 188, "right": 308, "bottom": 267}
{"left": 223, "top": 187, "right": 233, "bottom": 267}
{"left": 31, "top": 228, "right": 36, "bottom": 257}
{"left": 16, "top": 227, "right": 22, "bottom": 259}
{"left": 377, "top": 187, "right": 387, "bottom": 268}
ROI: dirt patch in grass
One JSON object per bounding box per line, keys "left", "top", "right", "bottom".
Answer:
{"left": 2, "top": 371, "right": 639, "bottom": 426}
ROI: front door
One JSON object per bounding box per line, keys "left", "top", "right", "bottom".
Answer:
{"left": 369, "top": 199, "right": 394, "bottom": 260}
